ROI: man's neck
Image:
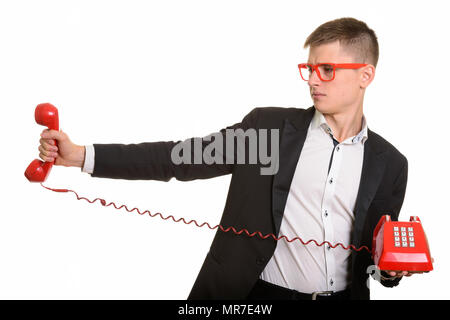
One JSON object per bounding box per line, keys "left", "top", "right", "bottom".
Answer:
{"left": 323, "top": 106, "right": 364, "bottom": 143}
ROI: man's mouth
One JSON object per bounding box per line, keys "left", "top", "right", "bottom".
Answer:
{"left": 312, "top": 92, "right": 326, "bottom": 98}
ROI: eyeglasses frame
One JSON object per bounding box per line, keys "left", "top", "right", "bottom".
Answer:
{"left": 298, "top": 63, "right": 368, "bottom": 82}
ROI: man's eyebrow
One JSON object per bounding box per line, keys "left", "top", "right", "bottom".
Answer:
{"left": 307, "top": 62, "right": 334, "bottom": 65}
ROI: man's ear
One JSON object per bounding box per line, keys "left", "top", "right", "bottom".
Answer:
{"left": 360, "top": 64, "right": 375, "bottom": 89}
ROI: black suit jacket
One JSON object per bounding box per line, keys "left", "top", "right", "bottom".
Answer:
{"left": 91, "top": 106, "right": 408, "bottom": 300}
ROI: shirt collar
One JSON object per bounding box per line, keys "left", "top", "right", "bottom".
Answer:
{"left": 311, "top": 109, "right": 368, "bottom": 145}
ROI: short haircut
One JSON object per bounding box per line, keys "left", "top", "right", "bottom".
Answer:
{"left": 304, "top": 17, "right": 379, "bottom": 67}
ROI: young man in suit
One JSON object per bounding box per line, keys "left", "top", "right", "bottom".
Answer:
{"left": 38, "top": 17, "right": 421, "bottom": 300}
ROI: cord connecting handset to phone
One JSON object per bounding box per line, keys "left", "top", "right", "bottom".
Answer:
{"left": 24, "top": 103, "right": 434, "bottom": 273}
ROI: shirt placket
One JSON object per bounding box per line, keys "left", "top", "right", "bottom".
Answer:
{"left": 321, "top": 127, "right": 342, "bottom": 291}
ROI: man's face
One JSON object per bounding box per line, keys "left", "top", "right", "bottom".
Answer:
{"left": 307, "top": 40, "right": 367, "bottom": 115}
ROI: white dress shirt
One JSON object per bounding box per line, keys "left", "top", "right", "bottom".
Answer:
{"left": 260, "top": 109, "right": 368, "bottom": 293}
{"left": 82, "top": 144, "right": 95, "bottom": 174}
{"left": 82, "top": 109, "right": 368, "bottom": 293}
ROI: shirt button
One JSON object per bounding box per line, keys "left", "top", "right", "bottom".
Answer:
{"left": 329, "top": 178, "right": 333, "bottom": 184}
{"left": 336, "top": 146, "right": 340, "bottom": 151}
{"left": 330, "top": 279, "right": 334, "bottom": 286}
{"left": 324, "top": 210, "right": 329, "bottom": 217}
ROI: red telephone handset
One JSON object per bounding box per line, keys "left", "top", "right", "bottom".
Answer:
{"left": 25, "top": 103, "right": 59, "bottom": 183}
{"left": 372, "top": 215, "right": 433, "bottom": 272}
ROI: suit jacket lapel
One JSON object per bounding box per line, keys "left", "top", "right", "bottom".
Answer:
{"left": 352, "top": 129, "right": 389, "bottom": 248}
{"left": 271, "top": 107, "right": 315, "bottom": 235}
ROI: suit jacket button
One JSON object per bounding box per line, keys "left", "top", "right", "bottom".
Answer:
{"left": 256, "top": 258, "right": 265, "bottom": 266}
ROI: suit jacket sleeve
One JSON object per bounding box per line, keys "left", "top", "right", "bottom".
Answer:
{"left": 91, "top": 108, "right": 260, "bottom": 181}
{"left": 379, "top": 157, "right": 408, "bottom": 288}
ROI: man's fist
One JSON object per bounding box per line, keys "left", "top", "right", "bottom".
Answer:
{"left": 39, "top": 129, "right": 85, "bottom": 168}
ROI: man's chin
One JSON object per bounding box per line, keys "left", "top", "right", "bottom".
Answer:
{"left": 313, "top": 103, "right": 332, "bottom": 114}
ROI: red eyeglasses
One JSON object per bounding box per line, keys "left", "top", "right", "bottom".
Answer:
{"left": 298, "top": 63, "right": 368, "bottom": 81}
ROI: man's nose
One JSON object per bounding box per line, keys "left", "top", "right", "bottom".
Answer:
{"left": 308, "top": 69, "right": 321, "bottom": 86}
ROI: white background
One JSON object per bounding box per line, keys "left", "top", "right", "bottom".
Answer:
{"left": 1, "top": 0, "right": 448, "bottom": 300}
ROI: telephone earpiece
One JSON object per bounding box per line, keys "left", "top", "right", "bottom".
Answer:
{"left": 25, "top": 103, "right": 59, "bottom": 182}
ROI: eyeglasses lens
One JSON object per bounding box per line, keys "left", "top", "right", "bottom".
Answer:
{"left": 300, "top": 64, "right": 334, "bottom": 81}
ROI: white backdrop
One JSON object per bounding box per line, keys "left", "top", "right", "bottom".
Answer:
{"left": 1, "top": 0, "right": 448, "bottom": 300}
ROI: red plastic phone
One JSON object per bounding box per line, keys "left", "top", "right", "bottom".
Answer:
{"left": 25, "top": 103, "right": 59, "bottom": 183}
{"left": 373, "top": 215, "right": 433, "bottom": 272}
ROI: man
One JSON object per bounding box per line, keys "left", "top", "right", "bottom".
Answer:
{"left": 38, "top": 17, "right": 419, "bottom": 300}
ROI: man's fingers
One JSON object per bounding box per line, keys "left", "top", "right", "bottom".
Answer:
{"left": 39, "top": 152, "right": 55, "bottom": 162}
{"left": 40, "top": 129, "right": 65, "bottom": 142}
{"left": 386, "top": 270, "right": 406, "bottom": 277}
{"left": 386, "top": 270, "right": 425, "bottom": 277}
{"left": 38, "top": 145, "right": 58, "bottom": 158}
{"left": 39, "top": 138, "right": 58, "bottom": 151}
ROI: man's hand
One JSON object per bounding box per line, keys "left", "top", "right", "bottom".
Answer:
{"left": 384, "top": 257, "right": 434, "bottom": 279}
{"left": 39, "top": 129, "right": 85, "bottom": 168}
{"left": 384, "top": 270, "right": 422, "bottom": 278}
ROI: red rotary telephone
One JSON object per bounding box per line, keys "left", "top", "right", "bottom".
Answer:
{"left": 24, "top": 103, "right": 59, "bottom": 183}
{"left": 373, "top": 215, "right": 433, "bottom": 272}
